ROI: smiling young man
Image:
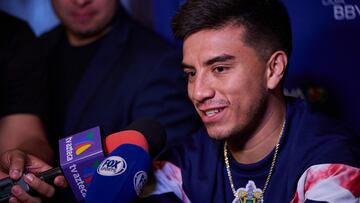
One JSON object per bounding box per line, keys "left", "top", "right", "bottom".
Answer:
{"left": 142, "top": 0, "right": 360, "bottom": 202}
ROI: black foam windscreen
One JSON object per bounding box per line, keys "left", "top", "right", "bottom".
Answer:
{"left": 126, "top": 118, "right": 167, "bottom": 157}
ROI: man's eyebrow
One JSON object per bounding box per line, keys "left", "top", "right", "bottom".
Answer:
{"left": 180, "top": 54, "right": 235, "bottom": 70}
{"left": 205, "top": 54, "right": 235, "bottom": 66}
{"left": 181, "top": 62, "right": 194, "bottom": 70}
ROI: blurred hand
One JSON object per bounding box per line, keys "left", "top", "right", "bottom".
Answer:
{"left": 0, "top": 149, "right": 27, "bottom": 180}
{"left": 0, "top": 149, "right": 67, "bottom": 203}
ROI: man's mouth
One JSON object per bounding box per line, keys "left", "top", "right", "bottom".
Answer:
{"left": 204, "top": 108, "right": 223, "bottom": 117}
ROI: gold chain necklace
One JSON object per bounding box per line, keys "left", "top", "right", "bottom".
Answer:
{"left": 224, "top": 119, "right": 285, "bottom": 202}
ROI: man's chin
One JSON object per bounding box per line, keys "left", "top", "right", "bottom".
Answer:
{"left": 206, "top": 127, "right": 230, "bottom": 140}
{"left": 69, "top": 24, "right": 111, "bottom": 39}
{"left": 208, "top": 135, "right": 227, "bottom": 140}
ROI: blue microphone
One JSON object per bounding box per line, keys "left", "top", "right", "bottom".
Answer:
{"left": 85, "top": 118, "right": 166, "bottom": 203}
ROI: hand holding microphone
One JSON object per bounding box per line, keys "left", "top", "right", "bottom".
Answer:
{"left": 0, "top": 150, "right": 66, "bottom": 203}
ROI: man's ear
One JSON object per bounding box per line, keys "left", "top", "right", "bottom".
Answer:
{"left": 266, "top": 51, "right": 288, "bottom": 90}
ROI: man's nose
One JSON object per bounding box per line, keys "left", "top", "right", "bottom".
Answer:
{"left": 190, "top": 73, "right": 215, "bottom": 103}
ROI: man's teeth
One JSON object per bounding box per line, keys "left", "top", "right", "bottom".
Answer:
{"left": 205, "top": 109, "right": 220, "bottom": 116}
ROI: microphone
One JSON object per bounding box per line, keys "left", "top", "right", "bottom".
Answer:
{"left": 0, "top": 126, "right": 106, "bottom": 202}
{"left": 85, "top": 118, "right": 166, "bottom": 203}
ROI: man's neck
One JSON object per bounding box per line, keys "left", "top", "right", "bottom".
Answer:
{"left": 228, "top": 95, "right": 286, "bottom": 164}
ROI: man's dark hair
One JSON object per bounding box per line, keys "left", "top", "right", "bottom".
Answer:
{"left": 172, "top": 0, "right": 292, "bottom": 60}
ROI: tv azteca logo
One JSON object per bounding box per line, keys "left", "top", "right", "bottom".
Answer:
{"left": 75, "top": 132, "right": 95, "bottom": 155}
{"left": 65, "top": 132, "right": 95, "bottom": 161}
{"left": 322, "top": 0, "right": 360, "bottom": 20}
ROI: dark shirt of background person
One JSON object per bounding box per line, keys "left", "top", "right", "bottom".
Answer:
{"left": 0, "top": 11, "right": 47, "bottom": 122}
